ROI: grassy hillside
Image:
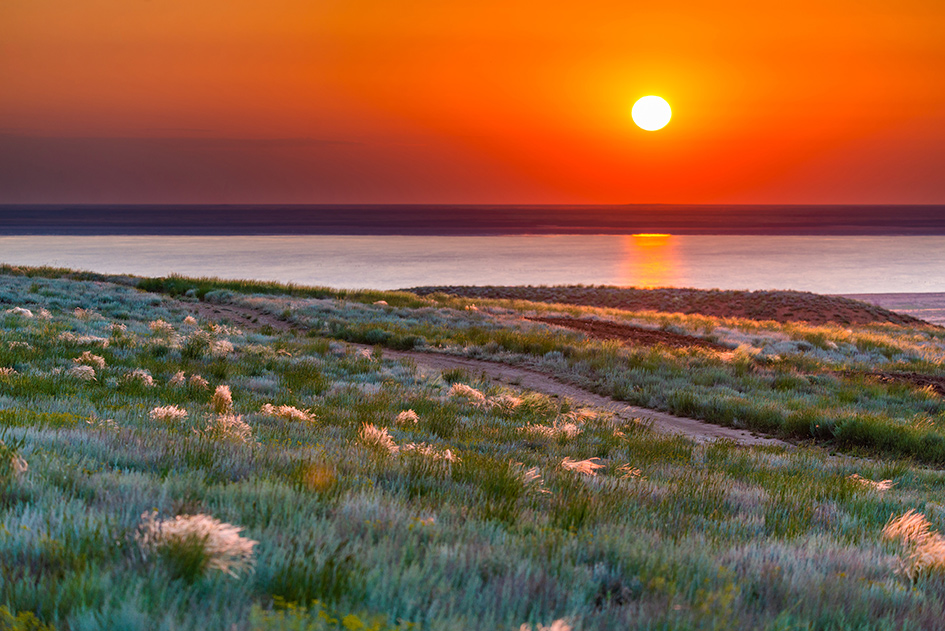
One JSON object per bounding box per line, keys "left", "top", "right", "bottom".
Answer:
{"left": 2, "top": 268, "right": 945, "bottom": 629}
{"left": 405, "top": 285, "right": 927, "bottom": 326}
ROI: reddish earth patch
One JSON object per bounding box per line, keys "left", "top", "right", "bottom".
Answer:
{"left": 525, "top": 316, "right": 730, "bottom": 351}
{"left": 408, "top": 285, "right": 933, "bottom": 327}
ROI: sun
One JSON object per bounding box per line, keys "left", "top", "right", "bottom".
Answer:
{"left": 631, "top": 96, "right": 672, "bottom": 131}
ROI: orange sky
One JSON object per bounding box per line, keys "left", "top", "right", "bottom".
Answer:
{"left": 2, "top": 0, "right": 944, "bottom": 203}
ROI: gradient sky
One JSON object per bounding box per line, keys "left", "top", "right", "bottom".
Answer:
{"left": 2, "top": 0, "right": 944, "bottom": 204}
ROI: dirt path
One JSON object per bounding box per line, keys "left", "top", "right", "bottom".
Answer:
{"left": 183, "top": 299, "right": 786, "bottom": 447}
{"left": 369, "top": 347, "right": 784, "bottom": 446}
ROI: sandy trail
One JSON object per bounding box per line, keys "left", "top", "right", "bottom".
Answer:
{"left": 184, "top": 299, "right": 786, "bottom": 447}
{"left": 371, "top": 348, "right": 784, "bottom": 446}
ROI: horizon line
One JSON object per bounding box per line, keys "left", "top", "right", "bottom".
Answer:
{"left": 3, "top": 202, "right": 945, "bottom": 208}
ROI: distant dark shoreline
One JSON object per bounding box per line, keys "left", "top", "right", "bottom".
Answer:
{"left": 1, "top": 204, "right": 944, "bottom": 236}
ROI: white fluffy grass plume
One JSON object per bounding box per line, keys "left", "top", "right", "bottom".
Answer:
{"left": 10, "top": 454, "right": 28, "bottom": 477}
{"left": 168, "top": 371, "right": 210, "bottom": 389}
{"left": 73, "top": 351, "right": 106, "bottom": 369}
{"left": 521, "top": 421, "right": 582, "bottom": 440}
{"left": 66, "top": 365, "right": 96, "bottom": 381}
{"left": 259, "top": 403, "right": 315, "bottom": 423}
{"left": 560, "top": 457, "right": 605, "bottom": 476}
{"left": 617, "top": 464, "right": 645, "bottom": 480}
{"left": 395, "top": 409, "right": 419, "bottom": 424}
{"left": 400, "top": 442, "right": 459, "bottom": 463}
{"left": 211, "top": 385, "right": 233, "bottom": 415}
{"left": 510, "top": 462, "right": 549, "bottom": 494}
{"left": 5, "top": 307, "right": 33, "bottom": 318}
{"left": 124, "top": 368, "right": 155, "bottom": 387}
{"left": 359, "top": 424, "right": 399, "bottom": 455}
{"left": 520, "top": 620, "right": 571, "bottom": 631}
{"left": 149, "top": 405, "right": 188, "bottom": 422}
{"left": 883, "top": 509, "right": 945, "bottom": 580}
{"left": 198, "top": 414, "right": 253, "bottom": 444}
{"left": 848, "top": 473, "right": 894, "bottom": 492}
{"left": 136, "top": 510, "right": 257, "bottom": 578}
{"left": 448, "top": 383, "right": 487, "bottom": 405}
{"left": 211, "top": 339, "right": 234, "bottom": 357}
{"left": 148, "top": 319, "right": 175, "bottom": 336}
{"left": 58, "top": 332, "right": 109, "bottom": 346}
{"left": 1, "top": 440, "right": 28, "bottom": 482}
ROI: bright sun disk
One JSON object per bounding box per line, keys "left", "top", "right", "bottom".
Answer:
{"left": 632, "top": 96, "right": 672, "bottom": 131}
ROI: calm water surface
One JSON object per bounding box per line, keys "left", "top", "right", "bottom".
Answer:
{"left": 1, "top": 235, "right": 944, "bottom": 294}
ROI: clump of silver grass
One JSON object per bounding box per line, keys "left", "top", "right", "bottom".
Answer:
{"left": 136, "top": 510, "right": 257, "bottom": 578}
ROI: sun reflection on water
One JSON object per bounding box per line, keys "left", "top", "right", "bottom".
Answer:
{"left": 621, "top": 234, "right": 680, "bottom": 288}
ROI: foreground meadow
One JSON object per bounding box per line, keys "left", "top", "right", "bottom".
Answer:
{"left": 2, "top": 267, "right": 945, "bottom": 630}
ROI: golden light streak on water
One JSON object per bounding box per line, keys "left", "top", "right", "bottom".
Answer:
{"left": 621, "top": 234, "right": 680, "bottom": 288}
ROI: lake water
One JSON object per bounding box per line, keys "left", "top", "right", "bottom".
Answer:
{"left": 1, "top": 234, "right": 944, "bottom": 294}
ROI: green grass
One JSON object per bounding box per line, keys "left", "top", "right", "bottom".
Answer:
{"left": 216, "top": 287, "right": 945, "bottom": 464}
{"left": 2, "top": 267, "right": 945, "bottom": 629}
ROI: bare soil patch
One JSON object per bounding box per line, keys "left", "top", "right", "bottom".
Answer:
{"left": 186, "top": 300, "right": 295, "bottom": 333}
{"left": 373, "top": 346, "right": 785, "bottom": 447}
{"left": 408, "top": 285, "right": 933, "bottom": 327}
{"left": 525, "top": 315, "right": 730, "bottom": 351}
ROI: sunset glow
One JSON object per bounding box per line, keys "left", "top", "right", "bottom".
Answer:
{"left": 2, "top": 1, "right": 944, "bottom": 203}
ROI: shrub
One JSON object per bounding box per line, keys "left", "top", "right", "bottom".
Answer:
{"left": 0, "top": 606, "right": 54, "bottom": 631}
{"left": 182, "top": 331, "right": 212, "bottom": 359}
